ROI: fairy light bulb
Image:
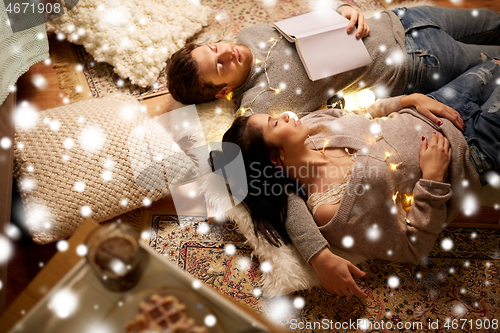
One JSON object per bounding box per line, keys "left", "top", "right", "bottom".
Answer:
{"left": 390, "top": 163, "right": 400, "bottom": 171}
{"left": 385, "top": 152, "right": 391, "bottom": 160}
{"left": 273, "top": 88, "right": 280, "bottom": 94}
{"left": 401, "top": 193, "right": 414, "bottom": 213}
{"left": 269, "top": 38, "right": 275, "bottom": 42}
{"left": 357, "top": 89, "right": 376, "bottom": 108}
{"left": 392, "top": 191, "right": 398, "bottom": 205}
{"left": 255, "top": 59, "right": 261, "bottom": 64}
{"left": 237, "top": 108, "right": 248, "bottom": 117}
{"left": 343, "top": 93, "right": 359, "bottom": 111}
{"left": 225, "top": 92, "right": 233, "bottom": 101}
{"left": 405, "top": 194, "right": 413, "bottom": 204}
{"left": 322, "top": 139, "right": 330, "bottom": 154}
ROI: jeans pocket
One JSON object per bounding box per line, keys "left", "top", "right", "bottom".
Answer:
{"left": 395, "top": 7, "right": 441, "bottom": 33}
{"left": 410, "top": 51, "right": 441, "bottom": 93}
{"left": 468, "top": 144, "right": 496, "bottom": 185}
{"left": 417, "top": 51, "right": 440, "bottom": 68}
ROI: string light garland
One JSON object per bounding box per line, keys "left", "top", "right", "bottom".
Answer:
{"left": 236, "top": 36, "right": 283, "bottom": 117}
{"left": 233, "top": 35, "right": 374, "bottom": 117}
{"left": 232, "top": 34, "right": 417, "bottom": 221}
{"left": 308, "top": 117, "right": 415, "bottom": 220}
{"left": 309, "top": 135, "right": 354, "bottom": 159}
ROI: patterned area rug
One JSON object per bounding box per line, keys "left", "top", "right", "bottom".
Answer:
{"left": 148, "top": 214, "right": 500, "bottom": 333}
{"left": 72, "top": 0, "right": 384, "bottom": 99}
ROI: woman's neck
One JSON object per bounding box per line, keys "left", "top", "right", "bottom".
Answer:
{"left": 282, "top": 148, "right": 329, "bottom": 187}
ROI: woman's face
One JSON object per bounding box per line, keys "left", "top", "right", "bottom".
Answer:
{"left": 247, "top": 113, "right": 309, "bottom": 153}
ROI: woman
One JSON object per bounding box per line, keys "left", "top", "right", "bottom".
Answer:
{"left": 209, "top": 59, "right": 500, "bottom": 298}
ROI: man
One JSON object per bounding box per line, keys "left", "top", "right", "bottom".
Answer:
{"left": 167, "top": 5, "right": 500, "bottom": 117}
{"left": 167, "top": 4, "right": 369, "bottom": 107}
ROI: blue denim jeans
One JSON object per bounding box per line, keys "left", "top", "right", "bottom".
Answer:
{"left": 393, "top": 6, "right": 500, "bottom": 95}
{"left": 428, "top": 58, "right": 500, "bottom": 184}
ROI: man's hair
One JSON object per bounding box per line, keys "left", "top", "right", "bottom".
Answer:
{"left": 166, "top": 43, "right": 225, "bottom": 104}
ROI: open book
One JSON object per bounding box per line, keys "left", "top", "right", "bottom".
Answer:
{"left": 274, "top": 8, "right": 372, "bottom": 81}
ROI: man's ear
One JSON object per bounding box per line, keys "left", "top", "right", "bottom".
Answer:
{"left": 215, "top": 86, "right": 232, "bottom": 99}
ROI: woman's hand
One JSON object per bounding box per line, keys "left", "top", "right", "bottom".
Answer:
{"left": 420, "top": 132, "right": 452, "bottom": 182}
{"left": 310, "top": 247, "right": 367, "bottom": 298}
{"left": 337, "top": 6, "right": 370, "bottom": 39}
{"left": 401, "top": 93, "right": 466, "bottom": 131}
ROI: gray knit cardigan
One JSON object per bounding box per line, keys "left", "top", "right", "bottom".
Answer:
{"left": 232, "top": 9, "right": 406, "bottom": 116}
{"left": 285, "top": 97, "right": 480, "bottom": 265}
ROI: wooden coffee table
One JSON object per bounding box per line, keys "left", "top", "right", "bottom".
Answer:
{"left": 0, "top": 220, "right": 289, "bottom": 333}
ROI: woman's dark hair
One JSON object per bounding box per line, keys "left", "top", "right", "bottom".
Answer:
{"left": 209, "top": 116, "right": 299, "bottom": 247}
{"left": 166, "top": 43, "right": 225, "bottom": 104}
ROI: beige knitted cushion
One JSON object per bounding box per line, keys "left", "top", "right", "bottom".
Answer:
{"left": 14, "top": 94, "right": 197, "bottom": 244}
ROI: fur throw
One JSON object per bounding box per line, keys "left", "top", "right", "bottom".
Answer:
{"left": 201, "top": 172, "right": 367, "bottom": 297}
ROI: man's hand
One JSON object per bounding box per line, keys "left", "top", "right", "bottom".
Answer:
{"left": 337, "top": 6, "right": 370, "bottom": 39}
{"left": 310, "top": 247, "right": 367, "bottom": 298}
{"left": 401, "top": 93, "right": 466, "bottom": 131}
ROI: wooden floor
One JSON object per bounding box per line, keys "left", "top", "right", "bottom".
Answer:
{"left": 4, "top": 0, "right": 500, "bottom": 313}
{"left": 380, "top": 0, "right": 499, "bottom": 11}
{"left": 418, "top": 0, "right": 499, "bottom": 11}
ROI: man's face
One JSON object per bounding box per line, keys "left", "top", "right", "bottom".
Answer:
{"left": 191, "top": 42, "right": 253, "bottom": 98}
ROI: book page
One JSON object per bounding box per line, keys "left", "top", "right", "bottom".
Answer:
{"left": 274, "top": 8, "right": 348, "bottom": 39}
{"left": 297, "top": 29, "right": 372, "bottom": 81}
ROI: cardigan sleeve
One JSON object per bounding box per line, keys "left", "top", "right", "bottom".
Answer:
{"left": 366, "top": 96, "right": 404, "bottom": 118}
{"left": 401, "top": 179, "right": 453, "bottom": 263}
{"left": 285, "top": 194, "right": 329, "bottom": 264}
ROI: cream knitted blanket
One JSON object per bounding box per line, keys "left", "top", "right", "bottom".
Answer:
{"left": 46, "top": 0, "right": 211, "bottom": 87}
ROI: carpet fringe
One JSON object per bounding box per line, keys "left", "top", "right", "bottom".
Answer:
{"left": 49, "top": 35, "right": 89, "bottom": 103}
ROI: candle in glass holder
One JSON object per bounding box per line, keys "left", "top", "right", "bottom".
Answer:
{"left": 86, "top": 222, "right": 146, "bottom": 292}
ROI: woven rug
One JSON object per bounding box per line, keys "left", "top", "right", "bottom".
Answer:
{"left": 64, "top": 0, "right": 383, "bottom": 100}
{"left": 147, "top": 214, "right": 500, "bottom": 332}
